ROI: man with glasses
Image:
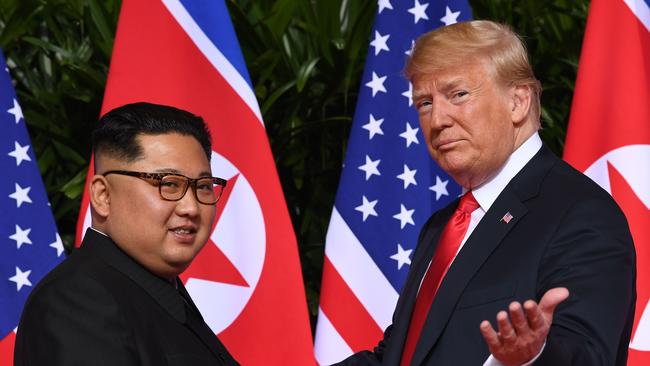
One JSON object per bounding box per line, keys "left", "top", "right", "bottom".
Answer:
{"left": 15, "top": 102, "right": 239, "bottom": 365}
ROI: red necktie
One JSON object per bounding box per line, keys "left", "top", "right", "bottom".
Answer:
{"left": 400, "top": 192, "right": 479, "bottom": 366}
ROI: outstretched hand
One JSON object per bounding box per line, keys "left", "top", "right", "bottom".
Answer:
{"left": 479, "top": 287, "right": 569, "bottom": 366}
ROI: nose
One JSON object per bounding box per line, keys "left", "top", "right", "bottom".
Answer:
{"left": 427, "top": 98, "right": 453, "bottom": 131}
{"left": 175, "top": 186, "right": 201, "bottom": 217}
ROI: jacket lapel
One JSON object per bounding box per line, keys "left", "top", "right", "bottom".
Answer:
{"left": 410, "top": 190, "right": 527, "bottom": 365}
{"left": 84, "top": 229, "right": 187, "bottom": 323}
{"left": 383, "top": 204, "right": 456, "bottom": 365}
{"left": 84, "top": 229, "right": 229, "bottom": 362}
{"left": 177, "top": 281, "right": 234, "bottom": 362}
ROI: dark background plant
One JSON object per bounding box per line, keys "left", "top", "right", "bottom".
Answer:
{"left": 0, "top": 0, "right": 589, "bottom": 328}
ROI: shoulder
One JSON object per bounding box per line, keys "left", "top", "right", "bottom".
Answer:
{"left": 15, "top": 250, "right": 140, "bottom": 365}
{"left": 543, "top": 157, "right": 627, "bottom": 220}
{"left": 23, "top": 253, "right": 116, "bottom": 313}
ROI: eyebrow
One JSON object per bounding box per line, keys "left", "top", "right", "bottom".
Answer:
{"left": 438, "top": 78, "right": 465, "bottom": 93}
{"left": 152, "top": 168, "right": 213, "bottom": 177}
{"left": 412, "top": 89, "right": 430, "bottom": 99}
{"left": 412, "top": 77, "right": 466, "bottom": 99}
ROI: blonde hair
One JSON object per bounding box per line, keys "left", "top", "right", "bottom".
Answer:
{"left": 405, "top": 20, "right": 542, "bottom": 120}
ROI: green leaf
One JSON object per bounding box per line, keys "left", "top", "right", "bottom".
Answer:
{"left": 296, "top": 57, "right": 319, "bottom": 92}
{"left": 60, "top": 167, "right": 89, "bottom": 199}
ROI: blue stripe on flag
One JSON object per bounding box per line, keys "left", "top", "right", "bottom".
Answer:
{"left": 179, "top": 0, "right": 254, "bottom": 88}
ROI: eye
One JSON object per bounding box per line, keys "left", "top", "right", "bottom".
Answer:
{"left": 160, "top": 176, "right": 184, "bottom": 189}
{"left": 196, "top": 179, "right": 214, "bottom": 191}
{"left": 451, "top": 90, "right": 469, "bottom": 100}
{"left": 160, "top": 180, "right": 179, "bottom": 188}
{"left": 416, "top": 99, "right": 432, "bottom": 112}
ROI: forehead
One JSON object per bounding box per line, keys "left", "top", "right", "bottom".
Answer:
{"left": 412, "top": 59, "right": 495, "bottom": 91}
{"left": 134, "top": 133, "right": 211, "bottom": 173}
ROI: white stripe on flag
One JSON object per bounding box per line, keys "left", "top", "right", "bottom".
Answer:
{"left": 623, "top": 0, "right": 650, "bottom": 32}
{"left": 162, "top": 0, "right": 264, "bottom": 124}
{"left": 314, "top": 307, "right": 353, "bottom": 365}
{"left": 325, "top": 208, "right": 399, "bottom": 330}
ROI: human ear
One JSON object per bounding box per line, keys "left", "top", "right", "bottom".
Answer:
{"left": 89, "top": 175, "right": 111, "bottom": 218}
{"left": 510, "top": 84, "right": 532, "bottom": 124}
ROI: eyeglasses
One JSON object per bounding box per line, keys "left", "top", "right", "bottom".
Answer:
{"left": 102, "top": 170, "right": 227, "bottom": 205}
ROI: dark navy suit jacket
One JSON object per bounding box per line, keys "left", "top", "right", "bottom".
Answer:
{"left": 337, "top": 146, "right": 636, "bottom": 365}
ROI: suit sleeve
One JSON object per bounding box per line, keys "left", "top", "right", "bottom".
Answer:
{"left": 14, "top": 273, "right": 140, "bottom": 366}
{"left": 330, "top": 326, "right": 390, "bottom": 365}
{"left": 534, "top": 196, "right": 636, "bottom": 366}
{"left": 331, "top": 210, "right": 445, "bottom": 366}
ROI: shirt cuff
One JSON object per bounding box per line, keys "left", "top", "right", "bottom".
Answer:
{"left": 482, "top": 341, "right": 546, "bottom": 366}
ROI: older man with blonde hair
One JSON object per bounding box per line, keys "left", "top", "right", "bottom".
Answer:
{"left": 335, "top": 20, "right": 635, "bottom": 366}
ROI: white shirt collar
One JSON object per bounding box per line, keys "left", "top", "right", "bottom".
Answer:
{"left": 472, "top": 132, "right": 542, "bottom": 212}
{"left": 89, "top": 226, "right": 109, "bottom": 237}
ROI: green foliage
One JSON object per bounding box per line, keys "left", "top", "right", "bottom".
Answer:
{"left": 226, "top": 0, "right": 375, "bottom": 318}
{"left": 0, "top": 0, "right": 120, "bottom": 249}
{"left": 0, "top": 0, "right": 590, "bottom": 328}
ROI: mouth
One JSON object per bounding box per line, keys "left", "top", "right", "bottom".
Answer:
{"left": 169, "top": 226, "right": 198, "bottom": 243}
{"left": 434, "top": 138, "right": 461, "bottom": 151}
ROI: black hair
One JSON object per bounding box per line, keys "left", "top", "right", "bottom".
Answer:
{"left": 92, "top": 102, "right": 212, "bottom": 163}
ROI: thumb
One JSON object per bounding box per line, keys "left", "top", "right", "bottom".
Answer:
{"left": 539, "top": 287, "right": 569, "bottom": 321}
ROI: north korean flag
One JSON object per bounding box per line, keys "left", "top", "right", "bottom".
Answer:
{"left": 563, "top": 1, "right": 650, "bottom": 364}
{"left": 75, "top": 1, "right": 315, "bottom": 364}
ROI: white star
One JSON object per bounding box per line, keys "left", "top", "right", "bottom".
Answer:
{"left": 358, "top": 155, "right": 381, "bottom": 180}
{"left": 401, "top": 82, "right": 413, "bottom": 106}
{"left": 362, "top": 114, "right": 384, "bottom": 139}
{"left": 9, "top": 225, "right": 32, "bottom": 249}
{"left": 393, "top": 204, "right": 415, "bottom": 229}
{"left": 7, "top": 98, "right": 23, "bottom": 124}
{"left": 9, "top": 183, "right": 32, "bottom": 208}
{"left": 9, "top": 267, "right": 32, "bottom": 291}
{"left": 8, "top": 141, "right": 32, "bottom": 166}
{"left": 390, "top": 244, "right": 413, "bottom": 270}
{"left": 429, "top": 176, "right": 450, "bottom": 200}
{"left": 355, "top": 196, "right": 379, "bottom": 221}
{"left": 397, "top": 164, "right": 418, "bottom": 189}
{"left": 378, "top": 0, "right": 393, "bottom": 13}
{"left": 408, "top": 0, "right": 429, "bottom": 24}
{"left": 440, "top": 6, "right": 461, "bottom": 26}
{"left": 365, "top": 72, "right": 387, "bottom": 97}
{"left": 399, "top": 122, "right": 420, "bottom": 147}
{"left": 50, "top": 233, "right": 64, "bottom": 257}
{"left": 370, "top": 31, "right": 390, "bottom": 56}
{"left": 405, "top": 40, "right": 415, "bottom": 56}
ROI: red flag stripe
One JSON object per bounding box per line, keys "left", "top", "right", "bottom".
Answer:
{"left": 320, "top": 256, "right": 385, "bottom": 353}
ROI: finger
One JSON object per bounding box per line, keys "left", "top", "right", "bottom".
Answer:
{"left": 523, "top": 300, "right": 545, "bottom": 331}
{"left": 538, "top": 287, "right": 570, "bottom": 322}
{"left": 508, "top": 301, "right": 530, "bottom": 334}
{"left": 496, "top": 310, "right": 517, "bottom": 343}
{"left": 480, "top": 320, "right": 501, "bottom": 349}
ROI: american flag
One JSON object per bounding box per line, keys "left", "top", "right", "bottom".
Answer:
{"left": 0, "top": 50, "right": 63, "bottom": 362}
{"left": 314, "top": 1, "right": 471, "bottom": 363}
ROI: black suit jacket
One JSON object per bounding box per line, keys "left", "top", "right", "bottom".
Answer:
{"left": 338, "top": 146, "right": 636, "bottom": 365}
{"left": 14, "top": 229, "right": 239, "bottom": 366}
